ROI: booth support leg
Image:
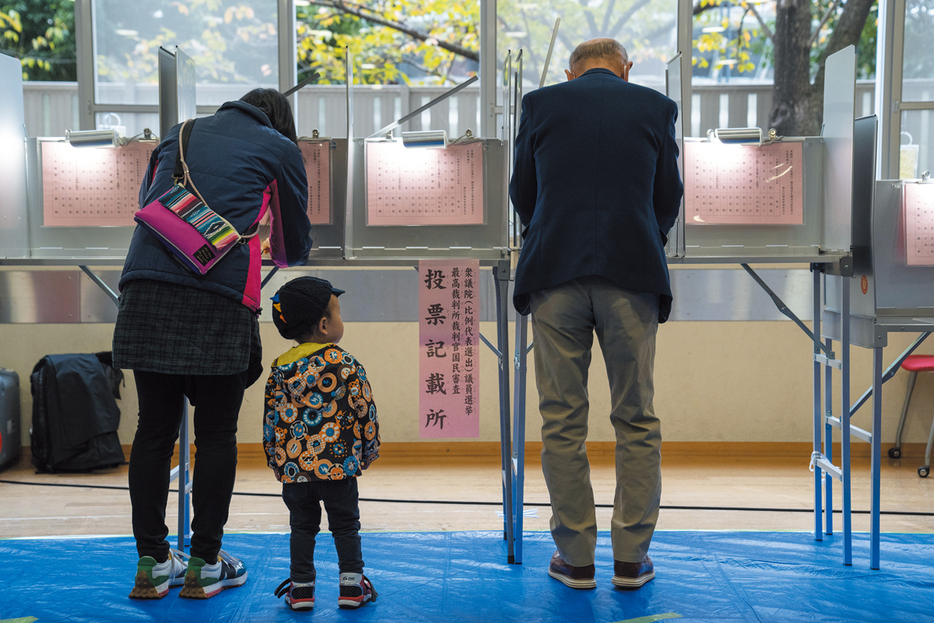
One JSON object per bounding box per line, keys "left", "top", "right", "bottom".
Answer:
{"left": 870, "top": 347, "right": 883, "bottom": 570}
{"left": 825, "top": 337, "right": 834, "bottom": 536}
{"left": 842, "top": 278, "right": 852, "bottom": 566}
{"left": 511, "top": 311, "right": 529, "bottom": 564}
{"left": 813, "top": 268, "right": 823, "bottom": 541}
{"left": 492, "top": 261, "right": 515, "bottom": 563}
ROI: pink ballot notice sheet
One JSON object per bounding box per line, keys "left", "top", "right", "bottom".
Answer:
{"left": 299, "top": 141, "right": 331, "bottom": 225}
{"left": 366, "top": 141, "right": 484, "bottom": 226}
{"left": 904, "top": 183, "right": 934, "bottom": 266}
{"left": 41, "top": 141, "right": 155, "bottom": 227}
{"left": 418, "top": 260, "right": 480, "bottom": 439}
{"left": 685, "top": 141, "right": 804, "bottom": 225}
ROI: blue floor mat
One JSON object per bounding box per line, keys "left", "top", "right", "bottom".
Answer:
{"left": 2, "top": 530, "right": 933, "bottom": 622}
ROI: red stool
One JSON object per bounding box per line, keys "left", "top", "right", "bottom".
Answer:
{"left": 889, "top": 355, "right": 934, "bottom": 477}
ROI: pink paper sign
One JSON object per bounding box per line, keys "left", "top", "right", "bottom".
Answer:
{"left": 366, "top": 141, "right": 484, "bottom": 226}
{"left": 419, "top": 259, "right": 480, "bottom": 438}
{"left": 904, "top": 183, "right": 934, "bottom": 266}
{"left": 685, "top": 141, "right": 804, "bottom": 225}
{"left": 299, "top": 140, "right": 331, "bottom": 225}
{"left": 41, "top": 141, "right": 155, "bottom": 227}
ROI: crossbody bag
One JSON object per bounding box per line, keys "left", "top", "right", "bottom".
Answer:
{"left": 134, "top": 119, "right": 257, "bottom": 274}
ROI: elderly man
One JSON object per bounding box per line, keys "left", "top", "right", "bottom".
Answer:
{"left": 509, "top": 38, "right": 682, "bottom": 589}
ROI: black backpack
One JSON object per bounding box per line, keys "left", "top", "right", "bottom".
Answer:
{"left": 29, "top": 352, "right": 125, "bottom": 473}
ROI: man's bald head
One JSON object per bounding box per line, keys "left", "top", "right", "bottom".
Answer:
{"left": 566, "top": 38, "right": 632, "bottom": 82}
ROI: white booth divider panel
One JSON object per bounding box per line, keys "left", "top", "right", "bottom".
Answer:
{"left": 0, "top": 55, "right": 30, "bottom": 259}
{"left": 822, "top": 46, "right": 858, "bottom": 254}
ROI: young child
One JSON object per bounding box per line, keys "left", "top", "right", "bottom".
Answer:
{"left": 264, "top": 276, "right": 380, "bottom": 611}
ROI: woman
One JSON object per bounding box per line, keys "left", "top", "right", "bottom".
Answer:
{"left": 114, "top": 88, "right": 313, "bottom": 600}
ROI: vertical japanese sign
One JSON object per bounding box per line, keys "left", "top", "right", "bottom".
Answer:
{"left": 419, "top": 259, "right": 480, "bottom": 438}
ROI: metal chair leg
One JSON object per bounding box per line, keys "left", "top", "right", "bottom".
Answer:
{"left": 920, "top": 408, "right": 934, "bottom": 478}
{"left": 890, "top": 371, "right": 917, "bottom": 459}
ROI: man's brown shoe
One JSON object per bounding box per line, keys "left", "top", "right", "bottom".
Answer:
{"left": 547, "top": 551, "right": 596, "bottom": 589}
{"left": 612, "top": 555, "right": 655, "bottom": 588}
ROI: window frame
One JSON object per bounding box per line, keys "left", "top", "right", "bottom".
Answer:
{"left": 74, "top": 0, "right": 296, "bottom": 130}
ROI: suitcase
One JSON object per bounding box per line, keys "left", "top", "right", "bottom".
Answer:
{"left": 0, "top": 368, "right": 21, "bottom": 471}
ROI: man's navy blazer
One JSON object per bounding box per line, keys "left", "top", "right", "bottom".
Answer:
{"left": 509, "top": 68, "right": 683, "bottom": 322}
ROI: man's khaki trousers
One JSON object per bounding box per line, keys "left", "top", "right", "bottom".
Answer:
{"left": 529, "top": 276, "right": 662, "bottom": 566}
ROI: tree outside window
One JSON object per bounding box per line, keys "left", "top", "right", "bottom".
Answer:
{"left": 295, "top": 0, "right": 479, "bottom": 85}
{"left": 0, "top": 0, "right": 75, "bottom": 81}
{"left": 693, "top": 0, "right": 878, "bottom": 136}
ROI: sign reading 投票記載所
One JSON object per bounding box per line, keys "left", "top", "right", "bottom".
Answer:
{"left": 418, "top": 259, "right": 480, "bottom": 438}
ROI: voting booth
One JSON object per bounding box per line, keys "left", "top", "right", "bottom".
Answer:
{"left": 820, "top": 112, "right": 934, "bottom": 569}
{"left": 10, "top": 36, "right": 930, "bottom": 571}
{"left": 297, "top": 136, "right": 347, "bottom": 258}
{"left": 666, "top": 46, "right": 879, "bottom": 567}
{"left": 10, "top": 47, "right": 197, "bottom": 262}
{"left": 348, "top": 137, "right": 508, "bottom": 259}
{"left": 665, "top": 49, "right": 857, "bottom": 264}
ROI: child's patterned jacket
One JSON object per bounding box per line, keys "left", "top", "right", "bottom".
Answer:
{"left": 263, "top": 342, "right": 379, "bottom": 483}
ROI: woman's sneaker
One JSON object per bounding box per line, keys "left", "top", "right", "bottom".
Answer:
{"left": 179, "top": 550, "right": 247, "bottom": 599}
{"left": 274, "top": 578, "right": 315, "bottom": 611}
{"left": 129, "top": 548, "right": 189, "bottom": 599}
{"left": 337, "top": 573, "right": 377, "bottom": 609}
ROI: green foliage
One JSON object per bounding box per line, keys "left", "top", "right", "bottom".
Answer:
{"left": 856, "top": 3, "right": 878, "bottom": 79}
{"left": 2, "top": 0, "right": 882, "bottom": 89}
{"left": 0, "top": 0, "right": 75, "bottom": 81}
{"left": 693, "top": 0, "right": 761, "bottom": 77}
{"left": 296, "top": 1, "right": 479, "bottom": 85}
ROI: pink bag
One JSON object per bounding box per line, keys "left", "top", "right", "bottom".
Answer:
{"left": 134, "top": 119, "right": 256, "bottom": 274}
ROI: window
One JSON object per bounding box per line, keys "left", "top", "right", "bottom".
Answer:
{"left": 293, "top": 0, "right": 480, "bottom": 138}
{"left": 497, "top": 0, "right": 677, "bottom": 94}
{"left": 86, "top": 0, "right": 279, "bottom": 136}
{"left": 691, "top": 0, "right": 878, "bottom": 138}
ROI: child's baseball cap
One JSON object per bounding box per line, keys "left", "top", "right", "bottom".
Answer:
{"left": 271, "top": 276, "right": 345, "bottom": 340}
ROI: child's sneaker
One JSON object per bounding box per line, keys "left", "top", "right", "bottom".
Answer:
{"left": 274, "top": 578, "right": 315, "bottom": 611}
{"left": 179, "top": 549, "right": 247, "bottom": 599}
{"left": 129, "top": 548, "right": 189, "bottom": 599}
{"left": 338, "top": 573, "right": 377, "bottom": 609}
